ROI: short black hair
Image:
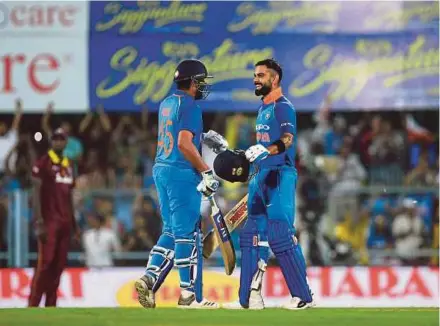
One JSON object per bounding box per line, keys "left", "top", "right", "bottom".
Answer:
{"left": 176, "top": 79, "right": 192, "bottom": 90}
{"left": 255, "top": 58, "right": 283, "bottom": 82}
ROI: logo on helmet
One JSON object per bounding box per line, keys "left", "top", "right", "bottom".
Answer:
{"left": 174, "top": 70, "right": 179, "bottom": 78}
{"left": 232, "top": 167, "right": 243, "bottom": 176}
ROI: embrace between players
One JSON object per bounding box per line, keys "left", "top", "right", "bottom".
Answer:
{"left": 134, "top": 58, "right": 315, "bottom": 310}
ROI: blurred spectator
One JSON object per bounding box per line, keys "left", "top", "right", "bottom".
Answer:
{"left": 323, "top": 115, "right": 346, "bottom": 156}
{"left": 404, "top": 150, "right": 438, "bottom": 187}
{"left": 0, "top": 99, "right": 22, "bottom": 180}
{"left": 82, "top": 214, "right": 121, "bottom": 267}
{"left": 42, "top": 102, "right": 84, "bottom": 163}
{"left": 297, "top": 167, "right": 326, "bottom": 265}
{"left": 308, "top": 95, "right": 346, "bottom": 156}
{"left": 369, "top": 119, "right": 405, "bottom": 185}
{"left": 333, "top": 208, "right": 370, "bottom": 265}
{"left": 225, "top": 113, "right": 255, "bottom": 150}
{"left": 123, "top": 214, "right": 156, "bottom": 252}
{"left": 367, "top": 214, "right": 393, "bottom": 265}
{"left": 115, "top": 156, "right": 142, "bottom": 189}
{"left": 5, "top": 133, "right": 36, "bottom": 190}
{"left": 368, "top": 215, "right": 393, "bottom": 249}
{"left": 310, "top": 95, "right": 332, "bottom": 146}
{"left": 110, "top": 114, "right": 144, "bottom": 168}
{"left": 330, "top": 138, "right": 367, "bottom": 195}
{"left": 134, "top": 107, "right": 155, "bottom": 187}
{"left": 359, "top": 114, "right": 382, "bottom": 168}
{"left": 78, "top": 105, "right": 112, "bottom": 165}
{"left": 138, "top": 135, "right": 156, "bottom": 189}
{"left": 133, "top": 193, "right": 161, "bottom": 243}
{"left": 328, "top": 138, "right": 367, "bottom": 223}
{"left": 404, "top": 114, "right": 434, "bottom": 144}
{"left": 324, "top": 235, "right": 358, "bottom": 266}
{"left": 80, "top": 149, "right": 115, "bottom": 189}
{"left": 392, "top": 199, "right": 425, "bottom": 265}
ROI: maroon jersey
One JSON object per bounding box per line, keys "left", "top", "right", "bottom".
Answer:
{"left": 32, "top": 151, "right": 75, "bottom": 227}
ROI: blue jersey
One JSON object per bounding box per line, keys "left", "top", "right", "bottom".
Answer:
{"left": 155, "top": 90, "right": 203, "bottom": 170}
{"left": 255, "top": 89, "right": 297, "bottom": 168}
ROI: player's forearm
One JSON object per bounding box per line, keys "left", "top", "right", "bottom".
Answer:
{"left": 79, "top": 112, "right": 93, "bottom": 134}
{"left": 267, "top": 133, "right": 294, "bottom": 155}
{"left": 178, "top": 142, "right": 210, "bottom": 173}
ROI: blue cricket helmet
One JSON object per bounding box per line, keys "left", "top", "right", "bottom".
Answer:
{"left": 174, "top": 59, "right": 213, "bottom": 100}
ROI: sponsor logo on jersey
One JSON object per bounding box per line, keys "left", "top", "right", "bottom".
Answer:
{"left": 256, "top": 124, "right": 270, "bottom": 131}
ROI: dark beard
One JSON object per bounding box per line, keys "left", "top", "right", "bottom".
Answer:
{"left": 254, "top": 84, "right": 272, "bottom": 96}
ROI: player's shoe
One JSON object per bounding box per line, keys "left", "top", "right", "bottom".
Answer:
{"left": 222, "top": 290, "right": 265, "bottom": 310}
{"left": 134, "top": 275, "right": 155, "bottom": 308}
{"left": 177, "top": 293, "right": 219, "bottom": 309}
{"left": 309, "top": 292, "right": 317, "bottom": 308}
{"left": 281, "top": 296, "right": 313, "bottom": 310}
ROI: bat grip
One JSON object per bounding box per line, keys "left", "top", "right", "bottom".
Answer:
{"left": 208, "top": 196, "right": 219, "bottom": 212}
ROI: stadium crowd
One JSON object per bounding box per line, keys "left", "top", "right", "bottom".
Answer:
{"left": 0, "top": 98, "right": 438, "bottom": 268}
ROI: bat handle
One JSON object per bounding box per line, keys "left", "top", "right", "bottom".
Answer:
{"left": 208, "top": 195, "right": 219, "bottom": 212}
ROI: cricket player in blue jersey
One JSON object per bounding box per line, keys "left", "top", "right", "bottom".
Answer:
{"left": 134, "top": 59, "right": 221, "bottom": 309}
{"left": 223, "top": 58, "right": 314, "bottom": 310}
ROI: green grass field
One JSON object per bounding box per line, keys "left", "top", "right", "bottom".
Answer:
{"left": 0, "top": 308, "right": 438, "bottom": 326}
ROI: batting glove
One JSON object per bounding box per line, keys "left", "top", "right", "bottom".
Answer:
{"left": 197, "top": 169, "right": 220, "bottom": 197}
{"left": 245, "top": 144, "right": 269, "bottom": 163}
{"left": 202, "top": 130, "right": 229, "bottom": 154}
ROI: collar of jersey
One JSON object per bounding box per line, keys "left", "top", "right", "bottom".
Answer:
{"left": 173, "top": 89, "right": 188, "bottom": 97}
{"left": 48, "top": 149, "right": 69, "bottom": 167}
{"left": 262, "top": 87, "right": 283, "bottom": 105}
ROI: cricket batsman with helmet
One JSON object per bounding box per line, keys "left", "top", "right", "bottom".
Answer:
{"left": 135, "top": 59, "right": 224, "bottom": 309}
{"left": 28, "top": 128, "right": 80, "bottom": 307}
{"left": 220, "top": 58, "right": 314, "bottom": 310}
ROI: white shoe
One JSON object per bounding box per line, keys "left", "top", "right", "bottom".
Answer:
{"left": 222, "top": 291, "right": 264, "bottom": 310}
{"left": 134, "top": 275, "right": 155, "bottom": 308}
{"left": 178, "top": 293, "right": 219, "bottom": 309}
{"left": 309, "top": 293, "right": 317, "bottom": 308}
{"left": 282, "top": 297, "right": 312, "bottom": 310}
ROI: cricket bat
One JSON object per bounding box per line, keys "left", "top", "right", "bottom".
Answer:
{"left": 203, "top": 194, "right": 248, "bottom": 261}
{"left": 207, "top": 196, "right": 237, "bottom": 275}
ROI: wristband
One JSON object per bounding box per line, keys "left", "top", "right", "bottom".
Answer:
{"left": 272, "top": 139, "right": 286, "bottom": 153}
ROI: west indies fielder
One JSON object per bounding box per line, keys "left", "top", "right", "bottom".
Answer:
{"left": 28, "top": 128, "right": 79, "bottom": 307}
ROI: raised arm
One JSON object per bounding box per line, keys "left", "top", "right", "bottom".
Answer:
{"left": 79, "top": 111, "right": 93, "bottom": 134}
{"left": 112, "top": 115, "right": 130, "bottom": 143}
{"left": 97, "top": 104, "right": 112, "bottom": 132}
{"left": 11, "top": 99, "right": 23, "bottom": 131}
{"left": 42, "top": 102, "right": 54, "bottom": 137}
